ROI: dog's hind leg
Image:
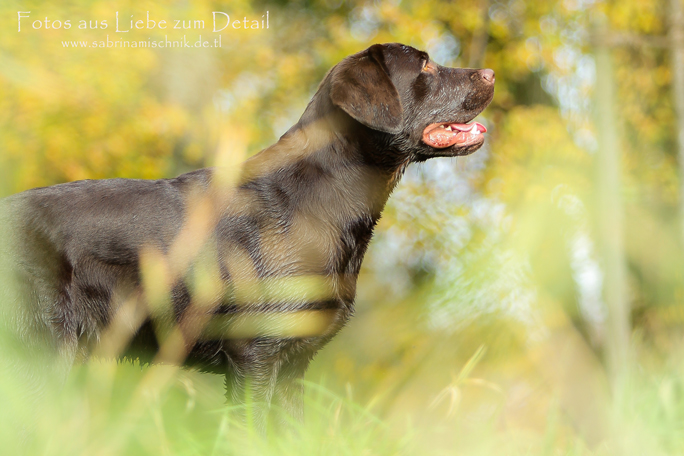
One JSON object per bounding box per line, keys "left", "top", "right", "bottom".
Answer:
{"left": 0, "top": 269, "right": 78, "bottom": 451}
{"left": 0, "top": 231, "right": 79, "bottom": 398}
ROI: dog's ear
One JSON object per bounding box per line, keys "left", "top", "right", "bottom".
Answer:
{"left": 330, "top": 44, "right": 403, "bottom": 134}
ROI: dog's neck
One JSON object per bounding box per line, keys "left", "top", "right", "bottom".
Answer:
{"left": 232, "top": 94, "right": 408, "bottom": 278}
{"left": 240, "top": 93, "right": 406, "bottom": 217}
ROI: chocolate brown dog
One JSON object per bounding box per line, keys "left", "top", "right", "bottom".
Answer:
{"left": 0, "top": 43, "right": 494, "bottom": 429}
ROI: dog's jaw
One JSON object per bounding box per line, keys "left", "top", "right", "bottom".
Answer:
{"left": 421, "top": 121, "right": 487, "bottom": 149}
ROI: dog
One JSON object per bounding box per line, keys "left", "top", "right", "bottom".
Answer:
{"left": 0, "top": 43, "right": 494, "bottom": 430}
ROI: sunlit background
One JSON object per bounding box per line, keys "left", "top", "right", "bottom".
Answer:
{"left": 2, "top": 0, "right": 684, "bottom": 454}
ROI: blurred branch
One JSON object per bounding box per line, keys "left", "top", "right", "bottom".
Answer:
{"left": 588, "top": 31, "right": 670, "bottom": 49}
{"left": 428, "top": 345, "right": 505, "bottom": 419}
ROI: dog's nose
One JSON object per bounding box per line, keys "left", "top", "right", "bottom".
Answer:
{"left": 480, "top": 69, "right": 495, "bottom": 84}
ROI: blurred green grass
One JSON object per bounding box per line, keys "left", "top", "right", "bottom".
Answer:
{"left": 0, "top": 359, "right": 414, "bottom": 456}
{"left": 2, "top": 344, "right": 684, "bottom": 455}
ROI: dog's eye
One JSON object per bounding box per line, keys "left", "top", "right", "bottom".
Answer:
{"left": 422, "top": 60, "right": 434, "bottom": 72}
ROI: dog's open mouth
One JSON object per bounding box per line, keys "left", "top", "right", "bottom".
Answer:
{"left": 422, "top": 121, "right": 487, "bottom": 149}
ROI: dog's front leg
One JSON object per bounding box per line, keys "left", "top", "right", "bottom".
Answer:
{"left": 272, "top": 354, "right": 312, "bottom": 426}
{"left": 225, "top": 344, "right": 281, "bottom": 434}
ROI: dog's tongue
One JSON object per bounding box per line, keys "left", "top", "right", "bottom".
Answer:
{"left": 422, "top": 122, "right": 487, "bottom": 149}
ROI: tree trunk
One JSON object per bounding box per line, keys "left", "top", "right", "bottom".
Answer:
{"left": 468, "top": 0, "right": 492, "bottom": 68}
{"left": 593, "top": 21, "right": 630, "bottom": 394}
{"left": 670, "top": 0, "right": 684, "bottom": 247}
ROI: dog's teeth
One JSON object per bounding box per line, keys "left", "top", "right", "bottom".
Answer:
{"left": 472, "top": 126, "right": 479, "bottom": 134}
{"left": 446, "top": 126, "right": 452, "bottom": 131}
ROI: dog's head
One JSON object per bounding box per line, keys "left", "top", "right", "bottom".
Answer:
{"left": 328, "top": 43, "right": 494, "bottom": 161}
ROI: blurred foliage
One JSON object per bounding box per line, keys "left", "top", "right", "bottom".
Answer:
{"left": 2, "top": 0, "right": 684, "bottom": 454}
